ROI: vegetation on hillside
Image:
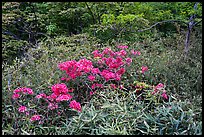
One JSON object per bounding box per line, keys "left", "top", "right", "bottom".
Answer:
{"left": 2, "top": 2, "right": 202, "bottom": 135}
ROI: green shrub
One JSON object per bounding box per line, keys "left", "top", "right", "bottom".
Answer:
{"left": 2, "top": 30, "right": 202, "bottom": 135}
{"left": 2, "top": 40, "right": 29, "bottom": 64}
{"left": 53, "top": 91, "right": 202, "bottom": 135}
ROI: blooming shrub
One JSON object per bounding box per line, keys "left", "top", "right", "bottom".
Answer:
{"left": 11, "top": 44, "right": 169, "bottom": 124}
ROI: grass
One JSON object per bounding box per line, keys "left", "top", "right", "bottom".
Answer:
{"left": 2, "top": 30, "right": 202, "bottom": 135}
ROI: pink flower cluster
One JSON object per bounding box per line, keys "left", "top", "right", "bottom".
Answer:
{"left": 12, "top": 87, "right": 34, "bottom": 99}
{"left": 30, "top": 115, "right": 41, "bottom": 122}
{"left": 152, "top": 83, "right": 164, "bottom": 95}
{"left": 131, "top": 49, "right": 141, "bottom": 56}
{"left": 36, "top": 93, "right": 47, "bottom": 99}
{"left": 35, "top": 84, "right": 72, "bottom": 108}
{"left": 88, "top": 75, "right": 96, "bottom": 81}
{"left": 58, "top": 58, "right": 93, "bottom": 79}
{"left": 35, "top": 83, "right": 82, "bottom": 112}
{"left": 91, "top": 83, "right": 103, "bottom": 89}
{"left": 161, "top": 91, "right": 168, "bottom": 100}
{"left": 152, "top": 83, "right": 168, "bottom": 100}
{"left": 58, "top": 45, "right": 140, "bottom": 85}
{"left": 51, "top": 83, "right": 69, "bottom": 95}
{"left": 69, "top": 100, "right": 82, "bottom": 112}
{"left": 91, "top": 46, "right": 134, "bottom": 82}
{"left": 141, "top": 66, "right": 148, "bottom": 74}
{"left": 18, "top": 106, "right": 27, "bottom": 113}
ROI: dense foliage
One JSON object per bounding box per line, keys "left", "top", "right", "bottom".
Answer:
{"left": 2, "top": 2, "right": 202, "bottom": 135}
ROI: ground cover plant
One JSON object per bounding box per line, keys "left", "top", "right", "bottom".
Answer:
{"left": 2, "top": 2, "right": 202, "bottom": 135}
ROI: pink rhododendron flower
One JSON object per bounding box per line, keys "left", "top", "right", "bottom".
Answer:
{"left": 48, "top": 93, "right": 58, "bottom": 100}
{"left": 102, "top": 47, "right": 112, "bottom": 55}
{"left": 48, "top": 103, "right": 58, "bottom": 110}
{"left": 141, "top": 66, "right": 148, "bottom": 74}
{"left": 13, "top": 88, "right": 21, "bottom": 94}
{"left": 156, "top": 83, "right": 164, "bottom": 89}
{"left": 58, "top": 60, "right": 77, "bottom": 71}
{"left": 51, "top": 83, "right": 68, "bottom": 95}
{"left": 56, "top": 94, "right": 72, "bottom": 102}
{"left": 36, "top": 93, "right": 46, "bottom": 99}
{"left": 100, "top": 70, "right": 115, "bottom": 81}
{"left": 109, "top": 50, "right": 116, "bottom": 57}
{"left": 116, "top": 50, "right": 127, "bottom": 56}
{"left": 119, "top": 85, "right": 124, "bottom": 89}
{"left": 104, "top": 57, "right": 124, "bottom": 69}
{"left": 61, "top": 77, "right": 66, "bottom": 81}
{"left": 91, "top": 83, "right": 103, "bottom": 89}
{"left": 36, "top": 95, "right": 42, "bottom": 99}
{"left": 57, "top": 112, "right": 61, "bottom": 116}
{"left": 69, "top": 100, "right": 82, "bottom": 112}
{"left": 77, "top": 58, "right": 93, "bottom": 73}
{"left": 92, "top": 50, "right": 99, "bottom": 54}
{"left": 58, "top": 60, "right": 81, "bottom": 79}
{"left": 13, "top": 87, "right": 33, "bottom": 95}
{"left": 97, "top": 59, "right": 104, "bottom": 66}
{"left": 131, "top": 50, "right": 141, "bottom": 56}
{"left": 18, "top": 106, "right": 27, "bottom": 113}
{"left": 88, "top": 75, "right": 96, "bottom": 81}
{"left": 69, "top": 72, "right": 80, "bottom": 79}
{"left": 116, "top": 68, "right": 126, "bottom": 75}
{"left": 91, "top": 68, "right": 100, "bottom": 74}
{"left": 92, "top": 50, "right": 103, "bottom": 58}
{"left": 26, "top": 112, "right": 30, "bottom": 116}
{"left": 117, "top": 45, "right": 128, "bottom": 49}
{"left": 152, "top": 83, "right": 165, "bottom": 94}
{"left": 125, "top": 58, "right": 132, "bottom": 65}
{"left": 161, "top": 91, "right": 168, "bottom": 100}
{"left": 136, "top": 51, "right": 141, "bottom": 56}
{"left": 114, "top": 73, "right": 121, "bottom": 81}
{"left": 90, "top": 91, "right": 96, "bottom": 96}
{"left": 26, "top": 88, "right": 34, "bottom": 94}
{"left": 22, "top": 88, "right": 28, "bottom": 94}
{"left": 91, "top": 84, "right": 96, "bottom": 89}
{"left": 30, "top": 115, "right": 41, "bottom": 122}
{"left": 61, "top": 77, "right": 72, "bottom": 81}
{"left": 96, "top": 83, "right": 103, "bottom": 88}
{"left": 12, "top": 93, "right": 20, "bottom": 99}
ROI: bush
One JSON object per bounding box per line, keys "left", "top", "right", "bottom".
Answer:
{"left": 2, "top": 31, "right": 202, "bottom": 135}
{"left": 2, "top": 40, "right": 29, "bottom": 64}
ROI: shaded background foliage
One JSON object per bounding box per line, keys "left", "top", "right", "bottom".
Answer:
{"left": 2, "top": 2, "right": 202, "bottom": 135}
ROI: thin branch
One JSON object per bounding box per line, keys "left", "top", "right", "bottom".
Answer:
{"left": 85, "top": 2, "right": 96, "bottom": 24}
{"left": 138, "top": 20, "right": 188, "bottom": 32}
{"left": 193, "top": 19, "right": 202, "bottom": 27}
{"left": 2, "top": 30, "right": 20, "bottom": 40}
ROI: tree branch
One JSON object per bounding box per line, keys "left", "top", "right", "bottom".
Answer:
{"left": 184, "top": 2, "right": 200, "bottom": 58}
{"left": 85, "top": 2, "right": 96, "bottom": 24}
{"left": 193, "top": 19, "right": 202, "bottom": 27}
{"left": 2, "top": 30, "right": 20, "bottom": 40}
{"left": 138, "top": 20, "right": 188, "bottom": 32}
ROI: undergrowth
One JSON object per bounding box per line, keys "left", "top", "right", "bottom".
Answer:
{"left": 2, "top": 31, "right": 202, "bottom": 135}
